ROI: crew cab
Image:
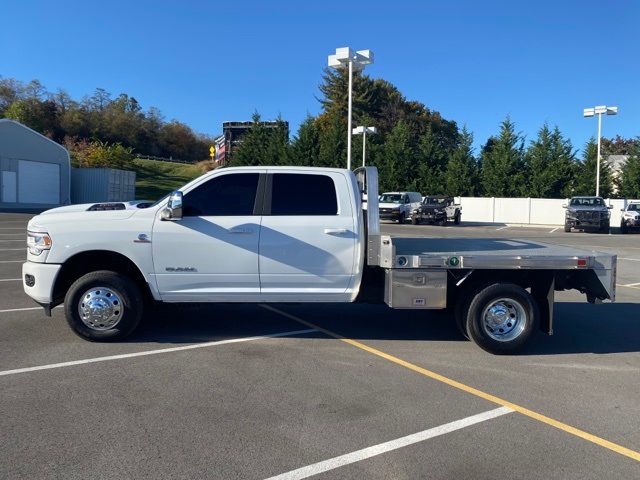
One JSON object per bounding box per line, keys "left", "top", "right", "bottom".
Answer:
{"left": 620, "top": 202, "right": 640, "bottom": 234}
{"left": 563, "top": 196, "right": 612, "bottom": 233}
{"left": 23, "top": 167, "right": 617, "bottom": 354}
{"left": 411, "top": 195, "right": 461, "bottom": 225}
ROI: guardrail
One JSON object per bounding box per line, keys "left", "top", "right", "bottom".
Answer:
{"left": 134, "top": 154, "right": 192, "bottom": 164}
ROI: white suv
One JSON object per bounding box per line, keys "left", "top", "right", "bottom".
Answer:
{"left": 620, "top": 202, "right": 640, "bottom": 233}
{"left": 378, "top": 191, "right": 422, "bottom": 223}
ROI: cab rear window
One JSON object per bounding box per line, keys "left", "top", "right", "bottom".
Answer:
{"left": 270, "top": 174, "right": 338, "bottom": 215}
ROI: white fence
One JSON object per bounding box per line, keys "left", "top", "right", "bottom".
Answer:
{"left": 454, "top": 197, "right": 640, "bottom": 226}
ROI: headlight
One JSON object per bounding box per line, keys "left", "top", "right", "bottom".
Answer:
{"left": 27, "top": 231, "right": 52, "bottom": 256}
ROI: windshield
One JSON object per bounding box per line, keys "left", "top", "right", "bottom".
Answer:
{"left": 150, "top": 193, "right": 171, "bottom": 208}
{"left": 628, "top": 204, "right": 639, "bottom": 211}
{"left": 570, "top": 197, "right": 604, "bottom": 207}
{"left": 423, "top": 197, "right": 446, "bottom": 206}
{"left": 379, "top": 194, "right": 403, "bottom": 204}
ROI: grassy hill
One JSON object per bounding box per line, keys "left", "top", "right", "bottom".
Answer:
{"left": 132, "top": 158, "right": 204, "bottom": 200}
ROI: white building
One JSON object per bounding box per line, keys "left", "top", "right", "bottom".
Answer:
{"left": 0, "top": 119, "right": 71, "bottom": 210}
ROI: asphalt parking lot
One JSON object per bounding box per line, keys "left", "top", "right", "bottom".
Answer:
{"left": 1, "top": 212, "right": 639, "bottom": 479}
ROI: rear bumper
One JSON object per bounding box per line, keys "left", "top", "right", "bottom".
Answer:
{"left": 22, "top": 262, "right": 61, "bottom": 304}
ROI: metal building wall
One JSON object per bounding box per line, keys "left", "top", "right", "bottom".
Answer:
{"left": 71, "top": 168, "right": 136, "bottom": 203}
{"left": 0, "top": 119, "right": 71, "bottom": 210}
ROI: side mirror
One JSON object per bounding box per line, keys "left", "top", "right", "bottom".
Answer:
{"left": 562, "top": 204, "right": 567, "bottom": 208}
{"left": 161, "top": 191, "right": 183, "bottom": 221}
{"left": 621, "top": 208, "right": 625, "bottom": 212}
{"left": 608, "top": 205, "right": 613, "bottom": 210}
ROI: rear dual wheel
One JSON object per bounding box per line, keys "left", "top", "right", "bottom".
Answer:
{"left": 455, "top": 283, "right": 539, "bottom": 354}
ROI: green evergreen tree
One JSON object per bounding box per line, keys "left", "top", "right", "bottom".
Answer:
{"left": 444, "top": 127, "right": 477, "bottom": 196}
{"left": 414, "top": 124, "right": 446, "bottom": 194}
{"left": 317, "top": 111, "right": 346, "bottom": 168}
{"left": 376, "top": 120, "right": 414, "bottom": 192}
{"left": 229, "top": 112, "right": 271, "bottom": 166}
{"left": 525, "top": 124, "right": 576, "bottom": 197}
{"left": 480, "top": 117, "right": 526, "bottom": 197}
{"left": 573, "top": 138, "right": 614, "bottom": 197}
{"left": 289, "top": 115, "right": 320, "bottom": 166}
{"left": 616, "top": 139, "right": 640, "bottom": 198}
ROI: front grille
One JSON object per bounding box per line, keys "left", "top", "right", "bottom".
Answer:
{"left": 576, "top": 211, "right": 600, "bottom": 220}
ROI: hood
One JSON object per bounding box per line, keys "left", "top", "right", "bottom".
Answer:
{"left": 568, "top": 205, "right": 608, "bottom": 211}
{"left": 39, "top": 200, "right": 152, "bottom": 215}
{"left": 419, "top": 204, "right": 444, "bottom": 210}
{"left": 379, "top": 202, "right": 402, "bottom": 209}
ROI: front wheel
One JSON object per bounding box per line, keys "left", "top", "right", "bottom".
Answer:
{"left": 599, "top": 222, "right": 610, "bottom": 234}
{"left": 620, "top": 223, "right": 628, "bottom": 234}
{"left": 564, "top": 222, "right": 571, "bottom": 233}
{"left": 411, "top": 216, "right": 418, "bottom": 225}
{"left": 64, "top": 270, "right": 144, "bottom": 341}
{"left": 464, "top": 283, "right": 539, "bottom": 354}
{"left": 454, "top": 211, "right": 461, "bottom": 225}
{"left": 398, "top": 212, "right": 406, "bottom": 224}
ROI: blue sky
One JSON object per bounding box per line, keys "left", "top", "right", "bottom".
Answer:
{"left": 1, "top": 0, "right": 638, "bottom": 154}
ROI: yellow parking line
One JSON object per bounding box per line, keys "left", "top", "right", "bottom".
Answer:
{"left": 262, "top": 305, "right": 640, "bottom": 463}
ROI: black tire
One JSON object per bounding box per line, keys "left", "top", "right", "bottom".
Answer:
{"left": 464, "top": 283, "right": 539, "bottom": 354}
{"left": 411, "top": 216, "right": 418, "bottom": 225}
{"left": 64, "top": 270, "right": 144, "bottom": 341}
{"left": 620, "top": 223, "right": 628, "bottom": 234}
{"left": 599, "top": 222, "right": 610, "bottom": 234}
{"left": 398, "top": 212, "right": 406, "bottom": 224}
{"left": 438, "top": 217, "right": 446, "bottom": 226}
{"left": 564, "top": 223, "right": 571, "bottom": 233}
{"left": 454, "top": 211, "right": 461, "bottom": 225}
{"left": 454, "top": 296, "right": 471, "bottom": 340}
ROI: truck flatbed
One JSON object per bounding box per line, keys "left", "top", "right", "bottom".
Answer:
{"left": 383, "top": 236, "right": 615, "bottom": 272}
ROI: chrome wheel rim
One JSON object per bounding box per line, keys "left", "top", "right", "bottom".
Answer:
{"left": 481, "top": 297, "right": 526, "bottom": 342}
{"left": 78, "top": 287, "right": 123, "bottom": 330}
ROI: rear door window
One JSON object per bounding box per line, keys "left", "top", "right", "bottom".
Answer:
{"left": 270, "top": 173, "right": 338, "bottom": 215}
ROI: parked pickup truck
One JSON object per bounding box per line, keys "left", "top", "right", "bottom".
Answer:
{"left": 23, "top": 167, "right": 617, "bottom": 354}
{"left": 411, "top": 195, "right": 461, "bottom": 225}
{"left": 563, "top": 196, "right": 612, "bottom": 233}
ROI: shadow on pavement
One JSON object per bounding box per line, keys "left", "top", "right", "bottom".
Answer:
{"left": 128, "top": 301, "right": 640, "bottom": 356}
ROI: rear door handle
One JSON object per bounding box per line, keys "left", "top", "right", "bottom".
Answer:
{"left": 229, "top": 227, "right": 253, "bottom": 234}
{"left": 324, "top": 228, "right": 348, "bottom": 235}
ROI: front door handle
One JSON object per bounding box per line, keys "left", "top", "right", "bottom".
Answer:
{"left": 324, "top": 228, "right": 348, "bottom": 235}
{"left": 229, "top": 227, "right": 253, "bottom": 234}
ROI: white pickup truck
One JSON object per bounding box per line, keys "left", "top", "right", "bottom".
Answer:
{"left": 23, "top": 166, "right": 616, "bottom": 353}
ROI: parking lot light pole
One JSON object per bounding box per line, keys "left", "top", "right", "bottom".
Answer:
{"left": 353, "top": 126, "right": 377, "bottom": 167}
{"left": 583, "top": 105, "right": 618, "bottom": 197}
{"left": 328, "top": 47, "right": 374, "bottom": 171}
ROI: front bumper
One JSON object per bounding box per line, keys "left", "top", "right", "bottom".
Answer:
{"left": 380, "top": 210, "right": 401, "bottom": 220}
{"left": 22, "top": 262, "right": 61, "bottom": 304}
{"left": 566, "top": 217, "right": 608, "bottom": 228}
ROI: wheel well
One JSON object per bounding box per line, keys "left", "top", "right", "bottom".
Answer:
{"left": 447, "top": 269, "right": 555, "bottom": 334}
{"left": 52, "top": 251, "right": 152, "bottom": 306}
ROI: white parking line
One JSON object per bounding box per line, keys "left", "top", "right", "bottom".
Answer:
{"left": 622, "top": 282, "right": 640, "bottom": 287}
{"left": 495, "top": 226, "right": 509, "bottom": 231}
{"left": 0, "top": 307, "right": 42, "bottom": 314}
{"left": 0, "top": 239, "right": 23, "bottom": 242}
{"left": 0, "top": 248, "right": 25, "bottom": 251}
{"left": 0, "top": 234, "right": 23, "bottom": 236}
{"left": 0, "top": 260, "right": 23, "bottom": 263}
{"left": 0, "top": 328, "right": 316, "bottom": 377}
{"left": 0, "top": 278, "right": 21, "bottom": 282}
{"left": 264, "top": 407, "right": 513, "bottom": 480}
{"left": 618, "top": 283, "right": 640, "bottom": 290}
{"left": 619, "top": 257, "right": 640, "bottom": 262}
{"left": 549, "top": 227, "right": 559, "bottom": 233}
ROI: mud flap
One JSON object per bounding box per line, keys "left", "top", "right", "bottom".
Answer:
{"left": 531, "top": 273, "right": 554, "bottom": 335}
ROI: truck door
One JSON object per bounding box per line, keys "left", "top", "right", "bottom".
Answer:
{"left": 259, "top": 171, "right": 356, "bottom": 297}
{"left": 152, "top": 171, "right": 264, "bottom": 301}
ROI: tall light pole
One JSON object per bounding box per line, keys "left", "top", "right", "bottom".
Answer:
{"left": 328, "top": 47, "right": 374, "bottom": 171}
{"left": 353, "top": 126, "right": 377, "bottom": 167}
{"left": 583, "top": 105, "right": 618, "bottom": 197}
